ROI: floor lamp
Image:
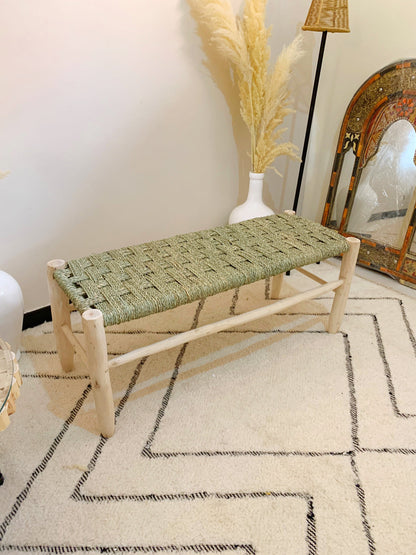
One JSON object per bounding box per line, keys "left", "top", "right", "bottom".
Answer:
{"left": 292, "top": 0, "right": 350, "bottom": 212}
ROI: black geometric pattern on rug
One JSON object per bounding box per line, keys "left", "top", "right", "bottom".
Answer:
{"left": 1, "top": 283, "right": 416, "bottom": 553}
{"left": 0, "top": 545, "right": 257, "bottom": 553}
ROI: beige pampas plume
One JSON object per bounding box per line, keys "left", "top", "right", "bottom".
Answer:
{"left": 241, "top": 0, "right": 269, "bottom": 166}
{"left": 191, "top": 0, "right": 303, "bottom": 174}
{"left": 254, "top": 33, "right": 304, "bottom": 173}
{"left": 190, "top": 0, "right": 251, "bottom": 80}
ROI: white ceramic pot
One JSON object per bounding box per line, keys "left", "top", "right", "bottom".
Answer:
{"left": 228, "top": 172, "right": 274, "bottom": 224}
{"left": 0, "top": 271, "right": 24, "bottom": 359}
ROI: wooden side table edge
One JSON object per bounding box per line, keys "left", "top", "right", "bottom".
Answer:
{"left": 0, "top": 352, "right": 22, "bottom": 432}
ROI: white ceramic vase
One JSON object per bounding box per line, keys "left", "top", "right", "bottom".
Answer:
{"left": 228, "top": 172, "right": 274, "bottom": 224}
{"left": 0, "top": 271, "right": 24, "bottom": 359}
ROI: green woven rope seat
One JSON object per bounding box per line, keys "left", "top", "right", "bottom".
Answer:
{"left": 54, "top": 214, "right": 349, "bottom": 327}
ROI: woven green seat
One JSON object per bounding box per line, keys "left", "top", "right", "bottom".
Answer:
{"left": 53, "top": 214, "right": 349, "bottom": 327}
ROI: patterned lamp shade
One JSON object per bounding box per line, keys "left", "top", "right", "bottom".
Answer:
{"left": 302, "top": 0, "right": 350, "bottom": 33}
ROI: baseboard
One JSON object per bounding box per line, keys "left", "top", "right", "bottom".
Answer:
{"left": 23, "top": 306, "right": 52, "bottom": 329}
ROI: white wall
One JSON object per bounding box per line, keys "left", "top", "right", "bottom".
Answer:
{"left": 301, "top": 0, "right": 416, "bottom": 221}
{"left": 0, "top": 0, "right": 312, "bottom": 312}
{"left": 4, "top": 0, "right": 416, "bottom": 311}
{"left": 4, "top": 0, "right": 413, "bottom": 312}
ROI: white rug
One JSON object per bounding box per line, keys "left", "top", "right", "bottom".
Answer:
{"left": 1, "top": 261, "right": 416, "bottom": 554}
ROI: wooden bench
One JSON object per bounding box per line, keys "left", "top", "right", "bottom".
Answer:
{"left": 47, "top": 213, "right": 359, "bottom": 438}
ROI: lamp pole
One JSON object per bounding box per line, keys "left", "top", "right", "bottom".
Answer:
{"left": 292, "top": 0, "right": 350, "bottom": 212}
{"left": 292, "top": 30, "right": 327, "bottom": 212}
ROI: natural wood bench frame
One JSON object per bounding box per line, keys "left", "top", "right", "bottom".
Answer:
{"left": 47, "top": 214, "right": 360, "bottom": 438}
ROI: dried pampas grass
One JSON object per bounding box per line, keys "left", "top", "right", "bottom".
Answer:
{"left": 191, "top": 0, "right": 303, "bottom": 174}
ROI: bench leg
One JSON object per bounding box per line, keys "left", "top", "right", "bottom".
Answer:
{"left": 47, "top": 260, "right": 74, "bottom": 372}
{"left": 327, "top": 237, "right": 360, "bottom": 333}
{"left": 270, "top": 274, "right": 284, "bottom": 299}
{"left": 82, "top": 309, "right": 115, "bottom": 438}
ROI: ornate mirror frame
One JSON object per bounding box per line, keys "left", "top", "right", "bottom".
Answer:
{"left": 321, "top": 59, "right": 416, "bottom": 287}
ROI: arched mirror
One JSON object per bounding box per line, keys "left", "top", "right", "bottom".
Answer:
{"left": 322, "top": 60, "right": 416, "bottom": 287}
